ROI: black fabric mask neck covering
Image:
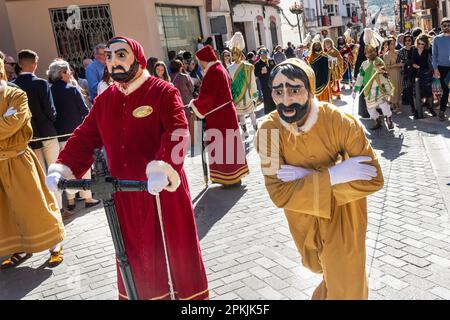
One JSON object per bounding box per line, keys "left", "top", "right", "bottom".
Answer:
{"left": 277, "top": 101, "right": 309, "bottom": 124}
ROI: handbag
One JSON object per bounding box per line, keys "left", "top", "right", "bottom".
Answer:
{"left": 432, "top": 77, "right": 442, "bottom": 96}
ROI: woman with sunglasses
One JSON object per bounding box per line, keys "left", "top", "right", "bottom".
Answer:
{"left": 411, "top": 34, "right": 436, "bottom": 117}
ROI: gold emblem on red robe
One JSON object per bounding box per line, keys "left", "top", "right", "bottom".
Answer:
{"left": 133, "top": 106, "right": 153, "bottom": 118}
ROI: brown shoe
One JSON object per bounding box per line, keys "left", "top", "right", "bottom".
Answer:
{"left": 61, "top": 209, "right": 75, "bottom": 221}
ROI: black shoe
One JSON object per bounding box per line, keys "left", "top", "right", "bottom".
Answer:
{"left": 370, "top": 118, "right": 382, "bottom": 130}
{"left": 428, "top": 108, "right": 437, "bottom": 117}
{"left": 413, "top": 111, "right": 419, "bottom": 120}
{"left": 386, "top": 116, "right": 394, "bottom": 130}
{"left": 85, "top": 199, "right": 101, "bottom": 209}
{"left": 438, "top": 111, "right": 446, "bottom": 121}
{"left": 67, "top": 204, "right": 76, "bottom": 211}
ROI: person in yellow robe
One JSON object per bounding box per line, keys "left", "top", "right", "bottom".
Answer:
{"left": 0, "top": 59, "right": 65, "bottom": 268}
{"left": 308, "top": 38, "right": 332, "bottom": 103}
{"left": 255, "top": 58, "right": 384, "bottom": 299}
{"left": 323, "top": 38, "right": 344, "bottom": 100}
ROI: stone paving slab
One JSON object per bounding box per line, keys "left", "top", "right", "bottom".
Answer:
{"left": 1, "top": 92, "right": 450, "bottom": 300}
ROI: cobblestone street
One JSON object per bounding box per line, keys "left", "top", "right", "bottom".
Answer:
{"left": 1, "top": 91, "right": 450, "bottom": 300}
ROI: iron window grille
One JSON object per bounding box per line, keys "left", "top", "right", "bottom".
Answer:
{"left": 49, "top": 4, "right": 115, "bottom": 76}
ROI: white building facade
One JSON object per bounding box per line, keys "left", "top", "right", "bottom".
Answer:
{"left": 231, "top": 0, "right": 283, "bottom": 52}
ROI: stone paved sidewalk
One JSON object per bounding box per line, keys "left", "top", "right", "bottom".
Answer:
{"left": 1, "top": 92, "right": 450, "bottom": 300}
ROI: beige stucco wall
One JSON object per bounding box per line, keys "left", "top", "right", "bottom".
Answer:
{"left": 0, "top": 0, "right": 16, "bottom": 56}
{"left": 5, "top": 0, "right": 206, "bottom": 77}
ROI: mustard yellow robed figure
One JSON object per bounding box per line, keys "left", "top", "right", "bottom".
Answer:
{"left": 255, "top": 58, "right": 384, "bottom": 299}
{"left": 0, "top": 59, "right": 65, "bottom": 268}
{"left": 323, "top": 38, "right": 344, "bottom": 100}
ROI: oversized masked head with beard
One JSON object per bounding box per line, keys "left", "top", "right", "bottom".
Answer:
{"left": 105, "top": 37, "right": 147, "bottom": 84}
{"left": 312, "top": 42, "right": 323, "bottom": 54}
{"left": 269, "top": 58, "right": 316, "bottom": 126}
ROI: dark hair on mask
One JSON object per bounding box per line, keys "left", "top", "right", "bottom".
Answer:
{"left": 268, "top": 63, "right": 310, "bottom": 92}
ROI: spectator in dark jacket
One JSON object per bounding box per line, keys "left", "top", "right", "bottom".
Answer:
{"left": 13, "top": 49, "right": 64, "bottom": 211}
{"left": 13, "top": 50, "right": 58, "bottom": 167}
{"left": 47, "top": 59, "right": 100, "bottom": 211}
{"left": 254, "top": 47, "right": 276, "bottom": 114}
{"left": 285, "top": 42, "right": 295, "bottom": 58}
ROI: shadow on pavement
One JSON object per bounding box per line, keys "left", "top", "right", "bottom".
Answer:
{"left": 194, "top": 184, "right": 247, "bottom": 240}
{"left": 0, "top": 265, "right": 52, "bottom": 299}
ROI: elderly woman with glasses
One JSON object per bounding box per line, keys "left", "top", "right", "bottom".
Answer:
{"left": 47, "top": 59, "right": 100, "bottom": 212}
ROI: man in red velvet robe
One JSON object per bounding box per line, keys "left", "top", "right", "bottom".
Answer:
{"left": 45, "top": 36, "right": 209, "bottom": 300}
{"left": 188, "top": 45, "right": 249, "bottom": 186}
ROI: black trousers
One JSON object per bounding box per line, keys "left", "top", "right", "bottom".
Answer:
{"left": 438, "top": 66, "right": 450, "bottom": 112}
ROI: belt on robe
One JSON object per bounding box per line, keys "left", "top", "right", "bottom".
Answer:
{"left": 0, "top": 149, "right": 26, "bottom": 161}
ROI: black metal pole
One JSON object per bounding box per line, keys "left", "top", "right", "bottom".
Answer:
{"left": 57, "top": 150, "right": 139, "bottom": 300}
{"left": 103, "top": 198, "right": 139, "bottom": 300}
{"left": 399, "top": 0, "right": 404, "bottom": 33}
{"left": 201, "top": 119, "right": 208, "bottom": 186}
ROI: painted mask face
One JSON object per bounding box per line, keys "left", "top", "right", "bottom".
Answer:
{"left": 365, "top": 46, "right": 378, "bottom": 60}
{"left": 271, "top": 72, "right": 310, "bottom": 124}
{"left": 313, "top": 43, "right": 322, "bottom": 53}
{"left": 105, "top": 41, "right": 140, "bottom": 83}
{"left": 231, "top": 48, "right": 242, "bottom": 62}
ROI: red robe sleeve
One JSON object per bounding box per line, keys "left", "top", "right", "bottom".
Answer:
{"left": 189, "top": 72, "right": 216, "bottom": 118}
{"left": 145, "top": 87, "right": 189, "bottom": 192}
{"left": 52, "top": 102, "right": 103, "bottom": 179}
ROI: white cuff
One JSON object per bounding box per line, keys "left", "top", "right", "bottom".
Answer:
{"left": 145, "top": 160, "right": 181, "bottom": 192}
{"left": 48, "top": 163, "right": 76, "bottom": 179}
{"left": 188, "top": 99, "right": 205, "bottom": 119}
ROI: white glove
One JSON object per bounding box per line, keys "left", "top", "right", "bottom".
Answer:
{"left": 147, "top": 171, "right": 169, "bottom": 195}
{"left": 328, "top": 156, "right": 377, "bottom": 186}
{"left": 277, "top": 165, "right": 315, "bottom": 182}
{"left": 45, "top": 172, "right": 63, "bottom": 193}
{"left": 352, "top": 91, "right": 357, "bottom": 100}
{"left": 3, "top": 107, "right": 17, "bottom": 118}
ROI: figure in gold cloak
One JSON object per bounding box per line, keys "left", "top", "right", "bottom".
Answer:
{"left": 308, "top": 39, "right": 332, "bottom": 103}
{"left": 323, "top": 38, "right": 344, "bottom": 100}
{"left": 255, "top": 58, "right": 384, "bottom": 299}
{"left": 0, "top": 58, "right": 65, "bottom": 268}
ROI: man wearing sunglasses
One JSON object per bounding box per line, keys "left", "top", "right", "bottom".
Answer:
{"left": 432, "top": 18, "right": 450, "bottom": 121}
{"left": 3, "top": 55, "right": 17, "bottom": 81}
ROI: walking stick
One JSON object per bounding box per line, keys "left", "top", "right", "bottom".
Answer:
{"left": 155, "top": 194, "right": 176, "bottom": 300}
{"left": 57, "top": 149, "right": 175, "bottom": 300}
{"left": 201, "top": 119, "right": 209, "bottom": 186}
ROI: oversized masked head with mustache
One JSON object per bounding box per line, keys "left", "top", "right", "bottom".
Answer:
{"left": 269, "top": 59, "right": 314, "bottom": 126}
{"left": 105, "top": 37, "right": 145, "bottom": 84}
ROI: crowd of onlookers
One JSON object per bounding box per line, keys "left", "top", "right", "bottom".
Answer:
{"left": 0, "top": 19, "right": 449, "bottom": 218}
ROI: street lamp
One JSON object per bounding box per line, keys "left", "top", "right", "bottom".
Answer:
{"left": 289, "top": 1, "right": 304, "bottom": 44}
